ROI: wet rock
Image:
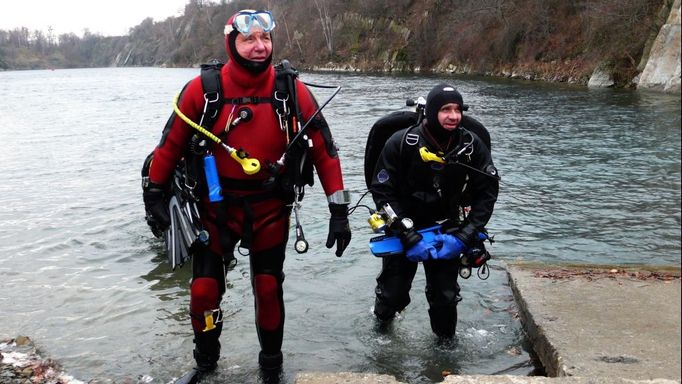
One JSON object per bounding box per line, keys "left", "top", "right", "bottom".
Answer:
{"left": 638, "top": 0, "right": 681, "bottom": 93}
{"left": 588, "top": 64, "right": 615, "bottom": 88}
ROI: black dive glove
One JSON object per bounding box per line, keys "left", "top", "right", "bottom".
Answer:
{"left": 398, "top": 228, "right": 423, "bottom": 250}
{"left": 142, "top": 181, "right": 170, "bottom": 238}
{"left": 326, "top": 203, "right": 351, "bottom": 257}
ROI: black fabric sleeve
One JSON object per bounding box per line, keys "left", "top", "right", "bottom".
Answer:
{"left": 370, "top": 130, "right": 408, "bottom": 217}
{"left": 457, "top": 138, "right": 499, "bottom": 244}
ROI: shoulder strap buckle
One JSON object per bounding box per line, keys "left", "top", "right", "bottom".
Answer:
{"left": 273, "top": 59, "right": 300, "bottom": 137}
{"left": 199, "top": 60, "right": 225, "bottom": 128}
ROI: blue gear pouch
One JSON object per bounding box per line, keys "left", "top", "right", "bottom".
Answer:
{"left": 203, "top": 155, "right": 223, "bottom": 202}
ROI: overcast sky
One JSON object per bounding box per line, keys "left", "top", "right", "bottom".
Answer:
{"left": 0, "top": 0, "right": 196, "bottom": 37}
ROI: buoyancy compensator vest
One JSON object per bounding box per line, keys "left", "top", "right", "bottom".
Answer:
{"left": 141, "top": 59, "right": 314, "bottom": 266}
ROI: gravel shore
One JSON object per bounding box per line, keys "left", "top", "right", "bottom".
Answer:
{"left": 0, "top": 336, "right": 84, "bottom": 384}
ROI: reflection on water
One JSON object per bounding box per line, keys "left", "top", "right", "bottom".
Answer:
{"left": 0, "top": 68, "right": 679, "bottom": 383}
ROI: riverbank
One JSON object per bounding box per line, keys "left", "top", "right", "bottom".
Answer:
{"left": 4, "top": 0, "right": 679, "bottom": 93}
{"left": 4, "top": 263, "right": 679, "bottom": 384}
{"left": 0, "top": 336, "right": 83, "bottom": 384}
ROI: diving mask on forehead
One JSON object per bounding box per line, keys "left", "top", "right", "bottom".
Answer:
{"left": 225, "top": 10, "right": 276, "bottom": 36}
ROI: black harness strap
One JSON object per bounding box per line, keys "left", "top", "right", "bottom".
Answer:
{"left": 221, "top": 190, "right": 284, "bottom": 251}
{"left": 216, "top": 176, "right": 285, "bottom": 250}
{"left": 220, "top": 176, "right": 270, "bottom": 191}
{"left": 199, "top": 61, "right": 224, "bottom": 130}
{"left": 273, "top": 60, "right": 315, "bottom": 191}
{"left": 198, "top": 61, "right": 239, "bottom": 260}
{"left": 224, "top": 96, "right": 273, "bottom": 105}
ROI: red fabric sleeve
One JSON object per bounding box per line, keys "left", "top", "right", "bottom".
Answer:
{"left": 148, "top": 77, "right": 204, "bottom": 185}
{"left": 295, "top": 80, "right": 344, "bottom": 197}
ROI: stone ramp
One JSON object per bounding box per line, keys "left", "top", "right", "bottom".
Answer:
{"left": 295, "top": 373, "right": 680, "bottom": 384}
{"left": 444, "top": 376, "right": 681, "bottom": 383}
{"left": 507, "top": 263, "right": 680, "bottom": 380}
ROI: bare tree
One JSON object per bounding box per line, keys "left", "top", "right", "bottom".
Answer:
{"left": 313, "top": 0, "right": 334, "bottom": 53}
{"left": 279, "top": 9, "right": 303, "bottom": 57}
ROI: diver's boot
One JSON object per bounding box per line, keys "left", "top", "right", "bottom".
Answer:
{"left": 373, "top": 297, "right": 397, "bottom": 328}
{"left": 258, "top": 350, "right": 284, "bottom": 384}
{"left": 174, "top": 325, "right": 221, "bottom": 384}
{"left": 258, "top": 350, "right": 283, "bottom": 371}
{"left": 256, "top": 325, "right": 284, "bottom": 371}
{"left": 193, "top": 323, "right": 221, "bottom": 373}
{"left": 428, "top": 304, "right": 458, "bottom": 338}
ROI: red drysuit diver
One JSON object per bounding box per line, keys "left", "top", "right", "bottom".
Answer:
{"left": 142, "top": 9, "right": 351, "bottom": 376}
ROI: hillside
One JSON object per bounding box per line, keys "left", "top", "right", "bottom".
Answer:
{"left": 0, "top": 0, "right": 678, "bottom": 89}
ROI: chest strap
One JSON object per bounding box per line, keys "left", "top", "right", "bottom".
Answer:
{"left": 225, "top": 96, "right": 273, "bottom": 105}
{"left": 220, "top": 176, "right": 276, "bottom": 191}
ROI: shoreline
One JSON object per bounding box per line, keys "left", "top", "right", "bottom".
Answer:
{"left": 3, "top": 263, "right": 679, "bottom": 383}
{"left": 0, "top": 336, "right": 84, "bottom": 384}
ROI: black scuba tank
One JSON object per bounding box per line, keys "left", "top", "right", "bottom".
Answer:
{"left": 364, "top": 110, "right": 491, "bottom": 189}
{"left": 364, "top": 111, "right": 419, "bottom": 189}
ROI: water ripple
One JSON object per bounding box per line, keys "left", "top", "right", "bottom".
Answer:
{"left": 0, "top": 68, "right": 678, "bottom": 382}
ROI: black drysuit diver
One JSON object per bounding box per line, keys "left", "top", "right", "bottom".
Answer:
{"left": 370, "top": 96, "right": 499, "bottom": 336}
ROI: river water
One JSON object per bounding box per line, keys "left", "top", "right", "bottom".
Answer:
{"left": 0, "top": 68, "right": 679, "bottom": 383}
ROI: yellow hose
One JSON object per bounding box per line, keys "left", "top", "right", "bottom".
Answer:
{"left": 419, "top": 147, "right": 446, "bottom": 164}
{"left": 172, "top": 93, "right": 260, "bottom": 175}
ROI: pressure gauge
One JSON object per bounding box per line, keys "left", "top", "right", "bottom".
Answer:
{"left": 400, "top": 218, "right": 414, "bottom": 231}
{"left": 294, "top": 225, "right": 308, "bottom": 254}
{"left": 459, "top": 267, "right": 472, "bottom": 279}
{"left": 295, "top": 238, "right": 309, "bottom": 254}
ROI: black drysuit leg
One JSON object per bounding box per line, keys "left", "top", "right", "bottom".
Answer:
{"left": 424, "top": 259, "right": 461, "bottom": 337}
{"left": 374, "top": 254, "right": 418, "bottom": 321}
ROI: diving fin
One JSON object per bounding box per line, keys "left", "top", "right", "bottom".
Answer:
{"left": 167, "top": 196, "right": 193, "bottom": 270}
{"left": 173, "top": 368, "right": 205, "bottom": 384}
{"left": 162, "top": 163, "right": 211, "bottom": 270}
{"left": 165, "top": 208, "right": 177, "bottom": 269}
{"left": 177, "top": 200, "right": 198, "bottom": 248}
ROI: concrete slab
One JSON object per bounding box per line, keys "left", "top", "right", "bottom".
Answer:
{"left": 443, "top": 375, "right": 681, "bottom": 383}
{"left": 295, "top": 372, "right": 681, "bottom": 384}
{"left": 295, "top": 372, "right": 405, "bottom": 383}
{"left": 506, "top": 262, "right": 681, "bottom": 380}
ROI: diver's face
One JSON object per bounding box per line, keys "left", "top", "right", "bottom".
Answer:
{"left": 437, "top": 103, "right": 462, "bottom": 130}
{"left": 235, "top": 29, "right": 272, "bottom": 62}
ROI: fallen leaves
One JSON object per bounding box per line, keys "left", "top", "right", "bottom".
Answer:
{"left": 532, "top": 268, "right": 680, "bottom": 281}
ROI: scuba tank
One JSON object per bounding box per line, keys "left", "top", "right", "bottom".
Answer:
{"left": 363, "top": 99, "right": 423, "bottom": 189}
